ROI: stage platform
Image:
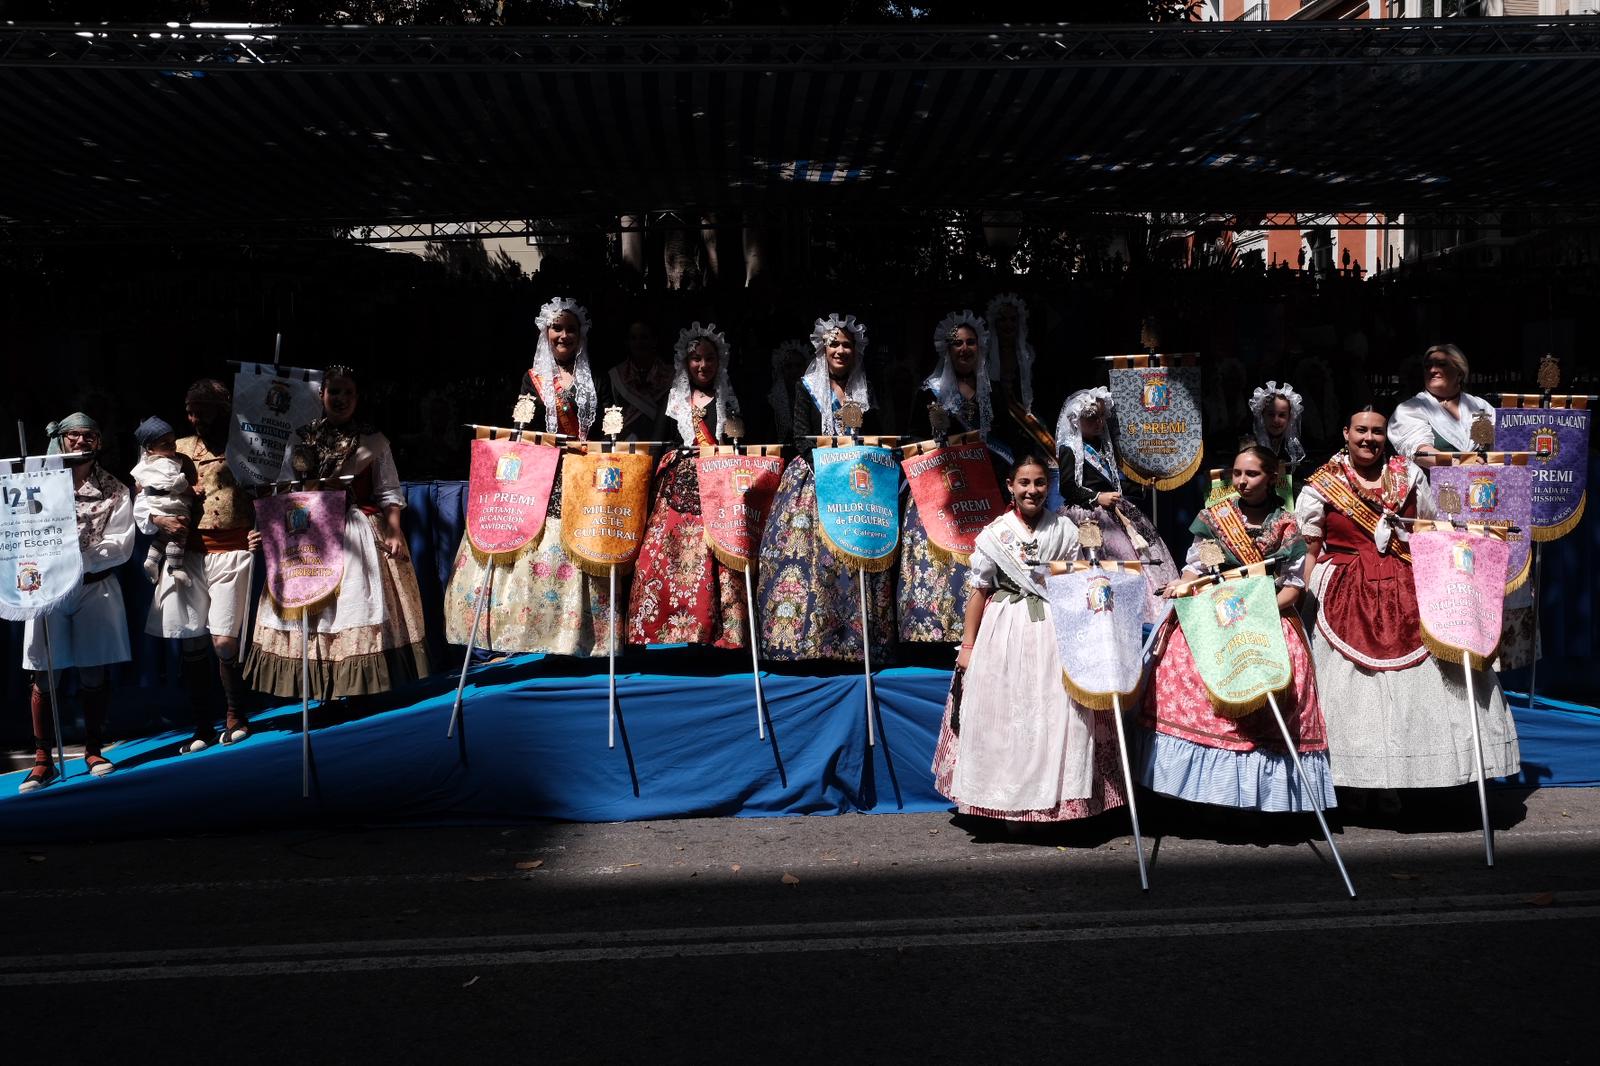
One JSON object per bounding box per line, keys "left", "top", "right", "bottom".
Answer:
{"left": 1, "top": 651, "right": 1596, "bottom": 844}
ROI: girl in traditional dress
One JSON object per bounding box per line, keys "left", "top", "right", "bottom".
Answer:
{"left": 16, "top": 414, "right": 135, "bottom": 792}
{"left": 931, "top": 452, "right": 1126, "bottom": 824}
{"left": 757, "top": 313, "right": 896, "bottom": 663}
{"left": 1296, "top": 407, "right": 1520, "bottom": 806}
{"left": 898, "top": 310, "right": 998, "bottom": 644}
{"left": 1137, "top": 444, "right": 1335, "bottom": 812}
{"left": 443, "top": 296, "right": 621, "bottom": 658}
{"left": 1248, "top": 380, "right": 1308, "bottom": 503}
{"left": 244, "top": 366, "right": 431, "bottom": 700}
{"left": 626, "top": 322, "right": 748, "bottom": 648}
{"left": 1055, "top": 387, "right": 1180, "bottom": 620}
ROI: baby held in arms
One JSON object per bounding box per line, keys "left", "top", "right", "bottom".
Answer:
{"left": 131, "top": 416, "right": 202, "bottom": 587}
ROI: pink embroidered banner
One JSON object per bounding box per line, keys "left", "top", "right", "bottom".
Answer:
{"left": 255, "top": 490, "right": 346, "bottom": 611}
{"left": 466, "top": 437, "right": 560, "bottom": 555}
{"left": 1410, "top": 527, "right": 1509, "bottom": 664}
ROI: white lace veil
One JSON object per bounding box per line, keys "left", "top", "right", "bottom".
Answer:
{"left": 1249, "top": 380, "right": 1307, "bottom": 465}
{"left": 664, "top": 321, "right": 739, "bottom": 445}
{"left": 1055, "top": 386, "right": 1116, "bottom": 486}
{"left": 923, "top": 310, "right": 992, "bottom": 434}
{"left": 531, "top": 296, "right": 597, "bottom": 437}
{"left": 802, "top": 314, "right": 870, "bottom": 435}
{"left": 986, "top": 292, "right": 1036, "bottom": 413}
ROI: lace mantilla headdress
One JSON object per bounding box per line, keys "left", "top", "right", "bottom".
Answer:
{"left": 1056, "top": 386, "right": 1116, "bottom": 486}
{"left": 1249, "top": 380, "right": 1306, "bottom": 465}
{"left": 530, "top": 296, "right": 597, "bottom": 436}
{"left": 985, "top": 292, "right": 1036, "bottom": 413}
{"left": 803, "top": 313, "right": 871, "bottom": 435}
{"left": 664, "top": 321, "right": 740, "bottom": 445}
{"left": 924, "top": 310, "right": 993, "bottom": 434}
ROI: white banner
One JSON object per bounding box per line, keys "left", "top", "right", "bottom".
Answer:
{"left": 0, "top": 461, "right": 83, "bottom": 622}
{"left": 227, "top": 363, "right": 324, "bottom": 489}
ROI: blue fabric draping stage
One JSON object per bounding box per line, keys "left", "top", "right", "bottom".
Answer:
{"left": 0, "top": 660, "right": 952, "bottom": 844}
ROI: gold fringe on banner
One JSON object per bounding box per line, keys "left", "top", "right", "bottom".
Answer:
{"left": 270, "top": 582, "right": 344, "bottom": 618}
{"left": 1061, "top": 672, "right": 1141, "bottom": 713}
{"left": 706, "top": 541, "right": 753, "bottom": 574}
{"left": 1419, "top": 624, "right": 1500, "bottom": 669}
{"left": 1202, "top": 681, "right": 1289, "bottom": 721}
{"left": 817, "top": 523, "right": 899, "bottom": 574}
{"left": 1505, "top": 552, "right": 1532, "bottom": 595}
{"left": 1120, "top": 445, "right": 1205, "bottom": 492}
{"left": 1532, "top": 492, "right": 1586, "bottom": 543}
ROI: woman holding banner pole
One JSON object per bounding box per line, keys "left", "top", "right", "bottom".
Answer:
{"left": 932, "top": 451, "right": 1126, "bottom": 825}
{"left": 1137, "top": 444, "right": 1335, "bottom": 813}
{"left": 757, "top": 313, "right": 896, "bottom": 663}
{"left": 244, "top": 365, "right": 431, "bottom": 699}
{"left": 1056, "top": 388, "right": 1179, "bottom": 621}
{"left": 898, "top": 311, "right": 1000, "bottom": 644}
{"left": 442, "top": 296, "right": 620, "bottom": 657}
{"left": 17, "top": 414, "right": 135, "bottom": 792}
{"left": 1296, "top": 407, "right": 1519, "bottom": 809}
{"left": 626, "top": 322, "right": 748, "bottom": 648}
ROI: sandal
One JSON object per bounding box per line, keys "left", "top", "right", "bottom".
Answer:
{"left": 219, "top": 723, "right": 251, "bottom": 746}
{"left": 177, "top": 736, "right": 209, "bottom": 755}
{"left": 85, "top": 753, "right": 115, "bottom": 778}
{"left": 17, "top": 760, "right": 57, "bottom": 794}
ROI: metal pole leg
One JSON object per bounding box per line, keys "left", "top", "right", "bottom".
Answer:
{"left": 1462, "top": 652, "right": 1495, "bottom": 868}
{"left": 608, "top": 563, "right": 617, "bottom": 750}
{"left": 39, "top": 624, "right": 67, "bottom": 779}
{"left": 859, "top": 567, "right": 875, "bottom": 748}
{"left": 447, "top": 559, "right": 493, "bottom": 739}
{"left": 1110, "top": 694, "right": 1150, "bottom": 892}
{"left": 1266, "top": 691, "right": 1356, "bottom": 899}
{"left": 744, "top": 567, "right": 767, "bottom": 740}
{"left": 300, "top": 611, "right": 312, "bottom": 799}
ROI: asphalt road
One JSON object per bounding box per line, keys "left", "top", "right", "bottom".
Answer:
{"left": 2, "top": 787, "right": 1597, "bottom": 1064}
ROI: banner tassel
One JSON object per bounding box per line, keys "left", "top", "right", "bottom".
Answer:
{"left": 1265, "top": 691, "right": 1355, "bottom": 898}
{"left": 1462, "top": 652, "right": 1496, "bottom": 868}
{"left": 859, "top": 567, "right": 875, "bottom": 748}
{"left": 1110, "top": 693, "right": 1150, "bottom": 892}
{"left": 744, "top": 567, "right": 767, "bottom": 741}
{"left": 447, "top": 558, "right": 493, "bottom": 740}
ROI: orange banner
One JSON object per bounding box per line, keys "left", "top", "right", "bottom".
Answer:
{"left": 559, "top": 448, "right": 654, "bottom": 575}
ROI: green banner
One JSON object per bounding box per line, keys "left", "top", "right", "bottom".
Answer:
{"left": 1173, "top": 575, "right": 1292, "bottom": 717}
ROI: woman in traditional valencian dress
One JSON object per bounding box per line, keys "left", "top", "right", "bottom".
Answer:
{"left": 898, "top": 310, "right": 1002, "bottom": 644}
{"left": 1137, "top": 444, "right": 1335, "bottom": 813}
{"left": 443, "top": 297, "right": 620, "bottom": 658}
{"left": 931, "top": 452, "right": 1126, "bottom": 824}
{"left": 1055, "top": 387, "right": 1179, "bottom": 620}
{"left": 1296, "top": 407, "right": 1520, "bottom": 806}
{"left": 245, "top": 366, "right": 432, "bottom": 699}
{"left": 626, "top": 322, "right": 747, "bottom": 648}
{"left": 1248, "top": 380, "right": 1308, "bottom": 503}
{"left": 16, "top": 414, "right": 135, "bottom": 792}
{"left": 757, "top": 314, "right": 896, "bottom": 663}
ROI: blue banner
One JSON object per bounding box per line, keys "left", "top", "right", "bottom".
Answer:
{"left": 812, "top": 445, "right": 902, "bottom": 572}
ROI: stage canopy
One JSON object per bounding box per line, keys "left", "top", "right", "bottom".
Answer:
{"left": 3, "top": 17, "right": 1600, "bottom": 242}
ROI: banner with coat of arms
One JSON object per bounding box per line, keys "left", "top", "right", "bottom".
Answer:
{"left": 1172, "top": 574, "right": 1292, "bottom": 717}
{"left": 696, "top": 450, "right": 785, "bottom": 572}
{"left": 1410, "top": 526, "right": 1510, "bottom": 665}
{"left": 1428, "top": 462, "right": 1532, "bottom": 594}
{"left": 227, "top": 363, "right": 326, "bottom": 489}
{"left": 812, "top": 445, "right": 902, "bottom": 572}
{"left": 255, "top": 490, "right": 347, "bottom": 613}
{"left": 1108, "top": 360, "right": 1204, "bottom": 490}
{"left": 0, "top": 463, "right": 82, "bottom": 622}
{"left": 1494, "top": 404, "right": 1590, "bottom": 542}
{"left": 900, "top": 435, "right": 1005, "bottom": 564}
{"left": 465, "top": 436, "right": 561, "bottom": 556}
{"left": 560, "top": 447, "right": 654, "bottom": 574}
{"left": 1044, "top": 567, "right": 1148, "bottom": 710}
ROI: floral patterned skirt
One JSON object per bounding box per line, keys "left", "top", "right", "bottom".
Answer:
{"left": 626, "top": 456, "right": 748, "bottom": 649}
{"left": 755, "top": 459, "right": 896, "bottom": 664}
{"left": 443, "top": 478, "right": 620, "bottom": 658}
{"left": 896, "top": 495, "right": 968, "bottom": 644}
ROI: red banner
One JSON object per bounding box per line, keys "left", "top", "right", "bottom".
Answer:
{"left": 465, "top": 436, "right": 560, "bottom": 556}
{"left": 900, "top": 438, "right": 1005, "bottom": 563}
{"left": 696, "top": 449, "right": 784, "bottom": 572}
